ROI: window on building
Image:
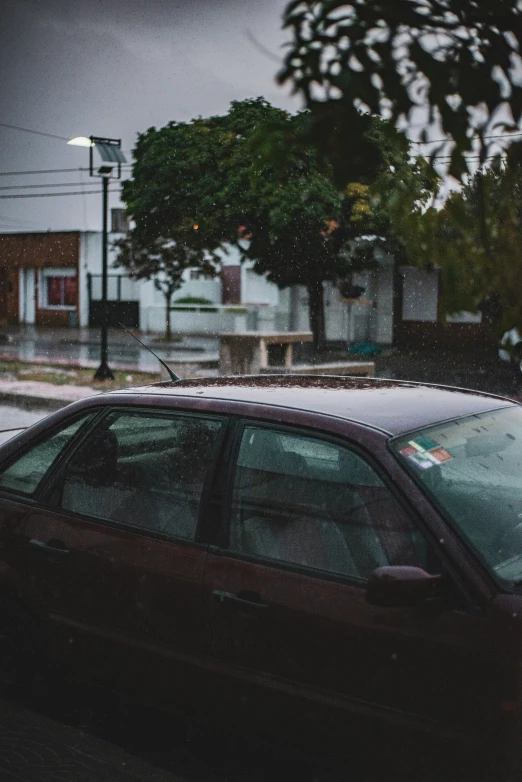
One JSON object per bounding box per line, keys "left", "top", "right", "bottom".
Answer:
{"left": 40, "top": 269, "right": 78, "bottom": 309}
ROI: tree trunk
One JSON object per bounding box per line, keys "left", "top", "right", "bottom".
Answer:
{"left": 307, "top": 280, "right": 325, "bottom": 352}
{"left": 165, "top": 293, "right": 173, "bottom": 341}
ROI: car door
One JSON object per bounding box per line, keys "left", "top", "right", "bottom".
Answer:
{"left": 19, "top": 406, "right": 226, "bottom": 708}
{"left": 203, "top": 421, "right": 497, "bottom": 744}
{"left": 0, "top": 412, "right": 96, "bottom": 606}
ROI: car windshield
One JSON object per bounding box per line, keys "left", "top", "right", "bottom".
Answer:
{"left": 391, "top": 406, "right": 522, "bottom": 589}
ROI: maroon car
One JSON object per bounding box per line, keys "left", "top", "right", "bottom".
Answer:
{"left": 1, "top": 376, "right": 522, "bottom": 778}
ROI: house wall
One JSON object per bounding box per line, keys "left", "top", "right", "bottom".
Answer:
{"left": 396, "top": 266, "right": 491, "bottom": 347}
{"left": 0, "top": 232, "right": 80, "bottom": 326}
{"left": 371, "top": 258, "right": 395, "bottom": 345}
{"left": 401, "top": 267, "right": 439, "bottom": 322}
{"left": 79, "top": 231, "right": 142, "bottom": 328}
{"left": 3, "top": 228, "right": 454, "bottom": 348}
{"left": 288, "top": 249, "right": 397, "bottom": 346}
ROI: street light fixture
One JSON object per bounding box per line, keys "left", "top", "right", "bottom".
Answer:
{"left": 67, "top": 135, "right": 127, "bottom": 380}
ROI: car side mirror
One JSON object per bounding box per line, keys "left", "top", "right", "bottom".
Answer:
{"left": 366, "top": 566, "right": 443, "bottom": 608}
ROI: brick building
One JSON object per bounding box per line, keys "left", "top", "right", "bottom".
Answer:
{"left": 0, "top": 231, "right": 81, "bottom": 327}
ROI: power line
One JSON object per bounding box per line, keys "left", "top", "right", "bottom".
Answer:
{"left": 0, "top": 189, "right": 121, "bottom": 199}
{"left": 0, "top": 165, "right": 132, "bottom": 177}
{"left": 0, "top": 167, "right": 83, "bottom": 177}
{"left": 0, "top": 122, "right": 70, "bottom": 141}
{"left": 0, "top": 181, "right": 122, "bottom": 191}
{"left": 427, "top": 152, "right": 502, "bottom": 160}
{"left": 412, "top": 131, "right": 522, "bottom": 145}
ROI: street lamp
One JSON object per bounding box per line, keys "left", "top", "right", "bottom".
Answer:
{"left": 67, "top": 135, "right": 127, "bottom": 380}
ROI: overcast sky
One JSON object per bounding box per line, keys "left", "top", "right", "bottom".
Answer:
{"left": 0, "top": 0, "right": 298, "bottom": 233}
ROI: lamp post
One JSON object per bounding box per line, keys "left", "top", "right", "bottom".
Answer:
{"left": 67, "top": 135, "right": 127, "bottom": 380}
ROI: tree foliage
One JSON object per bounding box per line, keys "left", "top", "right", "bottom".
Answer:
{"left": 394, "top": 145, "right": 522, "bottom": 333}
{"left": 114, "top": 230, "right": 214, "bottom": 339}
{"left": 239, "top": 111, "right": 437, "bottom": 346}
{"left": 121, "top": 99, "right": 283, "bottom": 252}
{"left": 121, "top": 99, "right": 436, "bottom": 348}
{"left": 279, "top": 0, "right": 522, "bottom": 181}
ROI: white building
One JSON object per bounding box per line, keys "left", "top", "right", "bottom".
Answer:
{"left": 5, "top": 211, "right": 476, "bottom": 348}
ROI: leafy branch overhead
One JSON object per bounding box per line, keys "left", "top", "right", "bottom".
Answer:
{"left": 279, "top": 0, "right": 522, "bottom": 180}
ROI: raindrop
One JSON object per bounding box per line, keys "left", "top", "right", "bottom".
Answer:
{"left": 391, "top": 653, "right": 398, "bottom": 660}
{"left": 439, "top": 538, "right": 445, "bottom": 544}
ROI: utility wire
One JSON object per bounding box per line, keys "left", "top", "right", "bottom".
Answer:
{"left": 0, "top": 167, "right": 85, "bottom": 177}
{"left": 0, "top": 181, "right": 122, "bottom": 191}
{"left": 412, "top": 131, "right": 522, "bottom": 145}
{"left": 0, "top": 122, "right": 71, "bottom": 141}
{"left": 0, "top": 189, "right": 120, "bottom": 199}
{"left": 0, "top": 165, "right": 132, "bottom": 177}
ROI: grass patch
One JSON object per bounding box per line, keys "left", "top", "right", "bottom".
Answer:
{"left": 0, "top": 360, "right": 161, "bottom": 390}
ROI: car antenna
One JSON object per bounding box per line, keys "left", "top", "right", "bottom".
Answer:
{"left": 118, "top": 322, "right": 180, "bottom": 382}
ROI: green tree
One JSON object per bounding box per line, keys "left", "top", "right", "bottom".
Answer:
{"left": 279, "top": 0, "right": 522, "bottom": 181}
{"left": 114, "top": 231, "right": 215, "bottom": 340}
{"left": 238, "top": 112, "right": 436, "bottom": 348}
{"left": 122, "top": 99, "right": 435, "bottom": 349}
{"left": 121, "top": 99, "right": 283, "bottom": 251}
{"left": 412, "top": 151, "right": 522, "bottom": 333}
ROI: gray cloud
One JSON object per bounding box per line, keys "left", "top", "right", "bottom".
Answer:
{"left": 0, "top": 0, "right": 297, "bottom": 232}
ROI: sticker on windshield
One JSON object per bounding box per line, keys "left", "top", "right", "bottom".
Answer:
{"left": 408, "top": 452, "right": 438, "bottom": 470}
{"left": 429, "top": 447, "right": 453, "bottom": 463}
{"left": 408, "top": 436, "right": 439, "bottom": 453}
{"left": 400, "top": 445, "right": 417, "bottom": 457}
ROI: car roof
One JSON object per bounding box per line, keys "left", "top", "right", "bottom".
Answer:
{"left": 116, "top": 375, "right": 516, "bottom": 436}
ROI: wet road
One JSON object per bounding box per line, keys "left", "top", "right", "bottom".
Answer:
{"left": 12, "top": 682, "right": 477, "bottom": 782}
{"left": 0, "top": 326, "right": 218, "bottom": 373}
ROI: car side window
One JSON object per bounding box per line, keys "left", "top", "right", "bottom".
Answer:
{"left": 54, "top": 410, "right": 223, "bottom": 540}
{"left": 0, "top": 414, "right": 94, "bottom": 497}
{"left": 229, "top": 426, "right": 428, "bottom": 580}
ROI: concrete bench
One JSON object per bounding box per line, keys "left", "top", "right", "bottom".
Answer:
{"left": 219, "top": 332, "right": 313, "bottom": 376}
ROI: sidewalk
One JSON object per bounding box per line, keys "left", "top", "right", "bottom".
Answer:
{"left": 0, "top": 696, "right": 182, "bottom": 782}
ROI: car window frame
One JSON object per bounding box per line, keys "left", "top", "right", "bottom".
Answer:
{"left": 38, "top": 404, "right": 230, "bottom": 547}
{"left": 0, "top": 408, "right": 104, "bottom": 504}
{"left": 219, "top": 417, "right": 437, "bottom": 587}
{"left": 387, "top": 412, "right": 522, "bottom": 596}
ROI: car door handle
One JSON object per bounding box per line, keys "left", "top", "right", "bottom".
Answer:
{"left": 29, "top": 539, "right": 71, "bottom": 559}
{"left": 212, "top": 589, "right": 268, "bottom": 614}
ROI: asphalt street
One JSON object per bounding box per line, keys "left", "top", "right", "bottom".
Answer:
{"left": 0, "top": 695, "right": 183, "bottom": 782}
{"left": 0, "top": 327, "right": 219, "bottom": 373}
